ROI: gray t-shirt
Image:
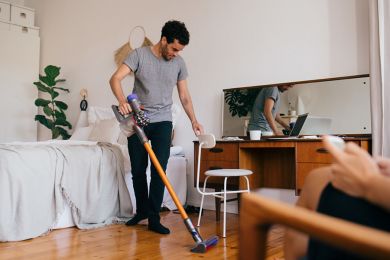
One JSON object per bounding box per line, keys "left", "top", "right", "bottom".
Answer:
{"left": 124, "top": 46, "right": 188, "bottom": 123}
{"left": 247, "top": 87, "right": 280, "bottom": 132}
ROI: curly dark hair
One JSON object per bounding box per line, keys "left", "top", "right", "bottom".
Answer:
{"left": 161, "top": 20, "right": 190, "bottom": 45}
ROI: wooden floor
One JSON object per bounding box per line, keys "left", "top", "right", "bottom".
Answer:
{"left": 0, "top": 210, "right": 284, "bottom": 259}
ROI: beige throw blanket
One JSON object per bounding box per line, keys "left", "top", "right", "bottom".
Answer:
{"left": 0, "top": 141, "right": 132, "bottom": 242}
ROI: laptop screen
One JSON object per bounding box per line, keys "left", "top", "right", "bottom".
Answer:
{"left": 289, "top": 113, "right": 309, "bottom": 136}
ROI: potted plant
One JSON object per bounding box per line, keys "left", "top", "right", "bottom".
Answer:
{"left": 224, "top": 88, "right": 260, "bottom": 117}
{"left": 33, "top": 65, "right": 72, "bottom": 139}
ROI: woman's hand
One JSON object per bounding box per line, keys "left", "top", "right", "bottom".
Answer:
{"left": 323, "top": 136, "right": 381, "bottom": 198}
{"left": 376, "top": 157, "right": 390, "bottom": 177}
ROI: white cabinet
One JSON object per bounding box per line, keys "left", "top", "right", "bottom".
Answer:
{"left": 10, "top": 23, "right": 39, "bottom": 35}
{"left": 0, "top": 1, "right": 10, "bottom": 21}
{"left": 0, "top": 2, "right": 39, "bottom": 36}
{"left": 0, "top": 30, "right": 40, "bottom": 142}
{"left": 10, "top": 4, "right": 34, "bottom": 26}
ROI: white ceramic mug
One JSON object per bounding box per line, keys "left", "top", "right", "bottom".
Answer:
{"left": 249, "top": 130, "right": 262, "bottom": 140}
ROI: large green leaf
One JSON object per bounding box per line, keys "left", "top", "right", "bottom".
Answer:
{"left": 54, "top": 109, "right": 66, "bottom": 119}
{"left": 39, "top": 75, "right": 56, "bottom": 87}
{"left": 52, "top": 127, "right": 60, "bottom": 139}
{"left": 43, "top": 106, "right": 54, "bottom": 116}
{"left": 53, "top": 86, "right": 70, "bottom": 93}
{"left": 55, "top": 118, "right": 72, "bottom": 129}
{"left": 54, "top": 101, "right": 68, "bottom": 110}
{"left": 57, "top": 127, "right": 71, "bottom": 140}
{"left": 35, "top": 115, "right": 52, "bottom": 130}
{"left": 35, "top": 98, "right": 51, "bottom": 107}
{"left": 50, "top": 90, "right": 59, "bottom": 99}
{"left": 33, "top": 82, "right": 50, "bottom": 92}
{"left": 45, "top": 65, "right": 60, "bottom": 81}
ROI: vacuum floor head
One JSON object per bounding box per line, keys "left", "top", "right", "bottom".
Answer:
{"left": 190, "top": 236, "right": 219, "bottom": 253}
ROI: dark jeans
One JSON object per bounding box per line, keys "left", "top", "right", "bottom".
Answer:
{"left": 307, "top": 183, "right": 390, "bottom": 260}
{"left": 127, "top": 121, "right": 172, "bottom": 223}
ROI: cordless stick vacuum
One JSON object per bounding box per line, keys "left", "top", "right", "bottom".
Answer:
{"left": 112, "top": 94, "right": 218, "bottom": 253}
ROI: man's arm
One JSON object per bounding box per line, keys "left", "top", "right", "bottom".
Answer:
{"left": 109, "top": 64, "right": 132, "bottom": 115}
{"left": 275, "top": 114, "right": 290, "bottom": 130}
{"left": 176, "top": 79, "right": 203, "bottom": 135}
{"left": 263, "top": 98, "right": 282, "bottom": 135}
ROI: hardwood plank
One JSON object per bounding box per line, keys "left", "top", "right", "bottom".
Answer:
{"left": 0, "top": 211, "right": 284, "bottom": 259}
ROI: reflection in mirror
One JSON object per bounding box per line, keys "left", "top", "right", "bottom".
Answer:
{"left": 222, "top": 75, "right": 371, "bottom": 137}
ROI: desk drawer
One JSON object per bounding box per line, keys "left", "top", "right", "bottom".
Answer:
{"left": 200, "top": 143, "right": 238, "bottom": 161}
{"left": 297, "top": 141, "right": 361, "bottom": 163}
{"left": 296, "top": 142, "right": 332, "bottom": 163}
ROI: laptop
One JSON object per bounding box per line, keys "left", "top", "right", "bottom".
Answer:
{"left": 300, "top": 116, "right": 332, "bottom": 135}
{"left": 266, "top": 113, "right": 309, "bottom": 140}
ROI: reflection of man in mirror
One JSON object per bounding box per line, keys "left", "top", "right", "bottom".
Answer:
{"left": 247, "top": 84, "right": 294, "bottom": 136}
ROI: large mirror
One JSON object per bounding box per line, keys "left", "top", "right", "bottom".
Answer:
{"left": 222, "top": 75, "right": 371, "bottom": 137}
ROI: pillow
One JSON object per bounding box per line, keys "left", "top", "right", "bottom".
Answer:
{"left": 88, "top": 106, "right": 116, "bottom": 125}
{"left": 74, "top": 110, "right": 89, "bottom": 130}
{"left": 170, "top": 146, "right": 183, "bottom": 156}
{"left": 70, "top": 126, "right": 93, "bottom": 141}
{"left": 171, "top": 103, "right": 182, "bottom": 129}
{"left": 88, "top": 118, "right": 121, "bottom": 143}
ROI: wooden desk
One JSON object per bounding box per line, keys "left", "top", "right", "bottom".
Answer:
{"left": 194, "top": 137, "right": 371, "bottom": 194}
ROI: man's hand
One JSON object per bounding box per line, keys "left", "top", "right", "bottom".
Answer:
{"left": 273, "top": 130, "right": 284, "bottom": 136}
{"left": 119, "top": 101, "right": 132, "bottom": 115}
{"left": 191, "top": 120, "right": 204, "bottom": 136}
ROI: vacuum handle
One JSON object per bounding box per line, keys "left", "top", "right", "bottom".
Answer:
{"left": 111, "top": 105, "right": 132, "bottom": 123}
{"left": 127, "top": 94, "right": 150, "bottom": 127}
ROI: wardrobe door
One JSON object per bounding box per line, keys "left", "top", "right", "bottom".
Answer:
{"left": 0, "top": 30, "right": 40, "bottom": 142}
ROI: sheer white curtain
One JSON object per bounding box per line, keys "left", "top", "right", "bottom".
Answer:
{"left": 369, "top": 0, "right": 390, "bottom": 157}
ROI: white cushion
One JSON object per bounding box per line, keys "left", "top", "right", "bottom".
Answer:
{"left": 170, "top": 146, "right": 183, "bottom": 156}
{"left": 205, "top": 169, "right": 252, "bottom": 177}
{"left": 171, "top": 103, "right": 182, "bottom": 129}
{"left": 70, "top": 126, "right": 93, "bottom": 141}
{"left": 88, "top": 106, "right": 116, "bottom": 125}
{"left": 74, "top": 111, "right": 89, "bottom": 130}
{"left": 88, "top": 118, "right": 121, "bottom": 143}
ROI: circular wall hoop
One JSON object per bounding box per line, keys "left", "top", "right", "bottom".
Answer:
{"left": 128, "top": 26, "right": 146, "bottom": 49}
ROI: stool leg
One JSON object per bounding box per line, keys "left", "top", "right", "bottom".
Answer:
{"left": 237, "top": 193, "right": 241, "bottom": 214}
{"left": 215, "top": 187, "right": 221, "bottom": 221}
{"left": 223, "top": 177, "right": 228, "bottom": 238}
{"left": 197, "top": 182, "right": 207, "bottom": 227}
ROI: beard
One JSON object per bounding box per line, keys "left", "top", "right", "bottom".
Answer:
{"left": 161, "top": 45, "right": 172, "bottom": 61}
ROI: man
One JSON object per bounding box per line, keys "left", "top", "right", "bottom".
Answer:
{"left": 109, "top": 20, "right": 203, "bottom": 235}
{"left": 247, "top": 84, "right": 293, "bottom": 135}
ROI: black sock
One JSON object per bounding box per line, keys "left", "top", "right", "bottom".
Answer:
{"left": 126, "top": 214, "right": 147, "bottom": 226}
{"left": 148, "top": 222, "right": 170, "bottom": 234}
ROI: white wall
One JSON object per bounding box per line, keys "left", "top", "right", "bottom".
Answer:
{"left": 24, "top": 0, "right": 369, "bottom": 210}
